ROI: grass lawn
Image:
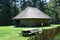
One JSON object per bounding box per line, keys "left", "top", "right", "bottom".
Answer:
{"left": 53, "top": 32, "right": 60, "bottom": 40}
{"left": 0, "top": 24, "right": 60, "bottom": 40}
{"left": 0, "top": 26, "right": 30, "bottom": 40}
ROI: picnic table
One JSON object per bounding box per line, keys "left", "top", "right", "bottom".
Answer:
{"left": 21, "top": 28, "right": 39, "bottom": 36}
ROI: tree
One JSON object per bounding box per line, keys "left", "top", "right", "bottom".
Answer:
{"left": 20, "top": 0, "right": 46, "bottom": 11}
{"left": 12, "top": 0, "right": 19, "bottom": 17}
{"left": 0, "top": 0, "right": 19, "bottom": 25}
{"left": 45, "top": 0, "right": 60, "bottom": 23}
{"left": 0, "top": 0, "right": 3, "bottom": 25}
{"left": 50, "top": 0, "right": 60, "bottom": 23}
{"left": 1, "top": 0, "right": 12, "bottom": 25}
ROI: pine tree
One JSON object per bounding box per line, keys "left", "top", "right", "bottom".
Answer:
{"left": 2, "top": 0, "right": 12, "bottom": 25}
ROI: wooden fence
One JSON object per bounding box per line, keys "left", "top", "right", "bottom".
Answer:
{"left": 28, "top": 26, "right": 60, "bottom": 40}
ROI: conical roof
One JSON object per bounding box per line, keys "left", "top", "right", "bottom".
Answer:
{"left": 13, "top": 7, "right": 51, "bottom": 19}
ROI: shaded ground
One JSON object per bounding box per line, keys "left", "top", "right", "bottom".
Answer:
{"left": 0, "top": 24, "right": 60, "bottom": 40}
{"left": 53, "top": 32, "right": 60, "bottom": 40}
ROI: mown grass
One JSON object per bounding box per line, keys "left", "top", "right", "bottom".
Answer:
{"left": 0, "top": 24, "right": 60, "bottom": 40}
{"left": 0, "top": 26, "right": 29, "bottom": 40}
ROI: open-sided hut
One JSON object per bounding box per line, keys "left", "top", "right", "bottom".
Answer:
{"left": 13, "top": 7, "right": 51, "bottom": 27}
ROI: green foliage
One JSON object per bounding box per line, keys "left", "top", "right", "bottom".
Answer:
{"left": 0, "top": 0, "right": 19, "bottom": 25}
{"left": 53, "top": 32, "right": 60, "bottom": 40}
{"left": 21, "top": 0, "right": 46, "bottom": 11}
{"left": 44, "top": 0, "right": 60, "bottom": 23}
{"left": 2, "top": 0, "right": 12, "bottom": 25}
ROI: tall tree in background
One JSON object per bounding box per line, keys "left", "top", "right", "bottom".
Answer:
{"left": 12, "top": 0, "right": 19, "bottom": 17}
{"left": 0, "top": 0, "right": 3, "bottom": 25}
{"left": 0, "top": 0, "right": 19, "bottom": 25}
{"left": 11, "top": 0, "right": 20, "bottom": 25}
{"left": 48, "top": 0, "right": 60, "bottom": 23}
{"left": 21, "top": 0, "right": 46, "bottom": 11}
{"left": 21, "top": 0, "right": 26, "bottom": 10}
{"left": 44, "top": 0, "right": 60, "bottom": 23}
{"left": 36, "top": 0, "right": 46, "bottom": 11}
{"left": 1, "top": 0, "right": 12, "bottom": 25}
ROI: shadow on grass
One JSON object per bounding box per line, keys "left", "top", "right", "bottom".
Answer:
{"left": 15, "top": 26, "right": 48, "bottom": 28}
{"left": 21, "top": 33, "right": 37, "bottom": 37}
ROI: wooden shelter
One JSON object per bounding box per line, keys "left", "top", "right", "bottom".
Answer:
{"left": 13, "top": 7, "right": 51, "bottom": 27}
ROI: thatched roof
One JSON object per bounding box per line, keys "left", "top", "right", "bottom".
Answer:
{"left": 13, "top": 7, "right": 51, "bottom": 19}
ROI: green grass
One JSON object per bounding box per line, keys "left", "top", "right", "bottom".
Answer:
{"left": 53, "top": 32, "right": 60, "bottom": 40}
{"left": 0, "top": 26, "right": 29, "bottom": 40}
{"left": 0, "top": 24, "right": 60, "bottom": 40}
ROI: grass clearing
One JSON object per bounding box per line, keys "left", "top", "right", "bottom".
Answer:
{"left": 0, "top": 24, "right": 60, "bottom": 40}
{"left": 0, "top": 26, "right": 29, "bottom": 40}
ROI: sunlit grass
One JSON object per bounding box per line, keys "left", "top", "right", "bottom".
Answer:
{"left": 0, "top": 26, "right": 29, "bottom": 40}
